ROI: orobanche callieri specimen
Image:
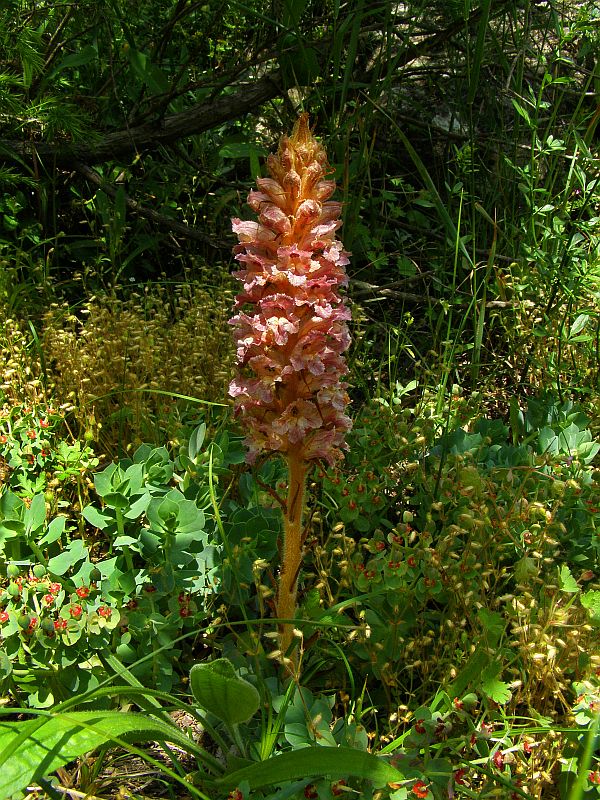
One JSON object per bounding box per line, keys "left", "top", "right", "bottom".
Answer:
{"left": 229, "top": 114, "right": 352, "bottom": 664}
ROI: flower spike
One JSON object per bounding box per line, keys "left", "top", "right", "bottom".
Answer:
{"left": 229, "top": 115, "right": 352, "bottom": 666}
{"left": 229, "top": 113, "right": 352, "bottom": 467}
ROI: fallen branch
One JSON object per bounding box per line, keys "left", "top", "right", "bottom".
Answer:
{"left": 1, "top": 70, "right": 283, "bottom": 169}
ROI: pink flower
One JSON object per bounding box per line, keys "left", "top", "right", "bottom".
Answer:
{"left": 229, "top": 114, "right": 351, "bottom": 466}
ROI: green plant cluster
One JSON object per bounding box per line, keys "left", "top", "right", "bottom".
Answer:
{"left": 0, "top": 402, "right": 97, "bottom": 502}
{"left": 0, "top": 0, "right": 599, "bottom": 797}
{"left": 0, "top": 394, "right": 596, "bottom": 797}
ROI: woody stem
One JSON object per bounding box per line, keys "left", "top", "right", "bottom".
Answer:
{"left": 277, "top": 448, "right": 308, "bottom": 667}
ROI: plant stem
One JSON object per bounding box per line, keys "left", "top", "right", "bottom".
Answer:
{"left": 277, "top": 448, "right": 308, "bottom": 667}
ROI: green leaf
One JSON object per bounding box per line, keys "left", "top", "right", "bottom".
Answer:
{"left": 281, "top": 0, "right": 309, "bottom": 28}
{"left": 0, "top": 649, "right": 12, "bottom": 679}
{"left": 25, "top": 493, "right": 46, "bottom": 534}
{"left": 117, "top": 570, "right": 137, "bottom": 595}
{"left": 51, "top": 45, "right": 98, "bottom": 74}
{"left": 188, "top": 423, "right": 206, "bottom": 461}
{"left": 0, "top": 711, "right": 196, "bottom": 798}
{"left": 48, "top": 540, "right": 89, "bottom": 576}
{"left": 82, "top": 505, "right": 113, "bottom": 530}
{"left": 512, "top": 98, "right": 532, "bottom": 126}
{"left": 125, "top": 492, "right": 151, "bottom": 519}
{"left": 481, "top": 670, "right": 511, "bottom": 705}
{"left": 39, "top": 515, "right": 67, "bottom": 546}
{"left": 216, "top": 745, "right": 404, "bottom": 790}
{"left": 559, "top": 565, "right": 579, "bottom": 593}
{"left": 0, "top": 523, "right": 21, "bottom": 546}
{"left": 127, "top": 49, "right": 168, "bottom": 93}
{"left": 190, "top": 658, "right": 260, "bottom": 725}
{"left": 93, "top": 464, "right": 119, "bottom": 497}
{"left": 477, "top": 608, "right": 504, "bottom": 643}
{"left": 103, "top": 492, "right": 130, "bottom": 510}
{"left": 538, "top": 426, "right": 558, "bottom": 456}
{"left": 581, "top": 591, "right": 600, "bottom": 623}
{"left": 446, "top": 647, "right": 489, "bottom": 698}
{"left": 569, "top": 314, "right": 589, "bottom": 338}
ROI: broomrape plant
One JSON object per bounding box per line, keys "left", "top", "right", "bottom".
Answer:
{"left": 229, "top": 114, "right": 352, "bottom": 664}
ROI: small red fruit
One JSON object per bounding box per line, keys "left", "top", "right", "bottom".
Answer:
{"left": 454, "top": 768, "right": 467, "bottom": 785}
{"left": 412, "top": 780, "right": 429, "bottom": 798}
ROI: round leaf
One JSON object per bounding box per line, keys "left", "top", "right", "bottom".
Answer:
{"left": 190, "top": 658, "right": 260, "bottom": 725}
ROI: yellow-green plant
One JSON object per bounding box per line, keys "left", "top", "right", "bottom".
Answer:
{"left": 41, "top": 280, "right": 234, "bottom": 453}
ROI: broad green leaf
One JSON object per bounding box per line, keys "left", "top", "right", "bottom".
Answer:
{"left": 147, "top": 495, "right": 178, "bottom": 530}
{"left": 0, "top": 711, "right": 197, "bottom": 798}
{"left": 93, "top": 464, "right": 120, "bottom": 497}
{"left": 190, "top": 658, "right": 260, "bottom": 725}
{"left": 188, "top": 423, "right": 206, "bottom": 461}
{"left": 82, "top": 505, "right": 113, "bottom": 530}
{"left": 122, "top": 463, "right": 145, "bottom": 495}
{"left": 559, "top": 565, "right": 579, "bottom": 593}
{"left": 175, "top": 500, "right": 205, "bottom": 534}
{"left": 514, "top": 555, "right": 539, "bottom": 584}
{"left": 216, "top": 745, "right": 404, "bottom": 790}
{"left": 125, "top": 492, "right": 151, "bottom": 519}
{"left": 538, "top": 426, "right": 558, "bottom": 455}
{"left": 0, "top": 490, "right": 24, "bottom": 518}
{"left": 0, "top": 523, "right": 21, "bottom": 544}
{"left": 103, "top": 492, "right": 130, "bottom": 510}
{"left": 39, "top": 515, "right": 66, "bottom": 546}
{"left": 113, "top": 535, "right": 138, "bottom": 548}
{"left": 0, "top": 649, "right": 11, "bottom": 679}
{"left": 51, "top": 45, "right": 97, "bottom": 74}
{"left": 481, "top": 675, "right": 511, "bottom": 705}
{"left": 24, "top": 493, "right": 46, "bottom": 534}
{"left": 569, "top": 314, "right": 589, "bottom": 338}
{"left": 118, "top": 570, "right": 137, "bottom": 595}
{"left": 581, "top": 591, "right": 600, "bottom": 623}
{"left": 48, "top": 540, "right": 89, "bottom": 575}
{"left": 477, "top": 608, "right": 504, "bottom": 642}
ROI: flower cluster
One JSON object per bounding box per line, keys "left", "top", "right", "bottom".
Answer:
{"left": 229, "top": 114, "right": 352, "bottom": 465}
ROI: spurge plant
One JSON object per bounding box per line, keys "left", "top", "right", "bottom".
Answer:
{"left": 229, "top": 114, "right": 352, "bottom": 663}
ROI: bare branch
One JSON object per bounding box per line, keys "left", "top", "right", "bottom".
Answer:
{"left": 1, "top": 69, "right": 283, "bottom": 169}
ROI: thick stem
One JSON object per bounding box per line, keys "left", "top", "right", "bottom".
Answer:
{"left": 277, "top": 449, "right": 308, "bottom": 666}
